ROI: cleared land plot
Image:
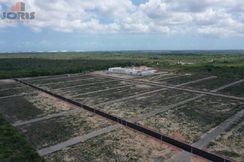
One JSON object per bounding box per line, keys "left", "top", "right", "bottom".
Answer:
{"left": 44, "top": 128, "right": 181, "bottom": 162}
{"left": 182, "top": 77, "right": 239, "bottom": 91}
{"left": 39, "top": 77, "right": 113, "bottom": 90}
{"left": 26, "top": 74, "right": 93, "bottom": 85}
{"left": 136, "top": 73, "right": 177, "bottom": 81}
{"left": 139, "top": 96, "right": 244, "bottom": 144}
{"left": 98, "top": 89, "right": 196, "bottom": 119}
{"left": 0, "top": 92, "right": 75, "bottom": 123}
{"left": 0, "top": 86, "right": 34, "bottom": 97}
{"left": 0, "top": 95, "right": 42, "bottom": 123}
{"left": 21, "top": 73, "right": 82, "bottom": 81}
{"left": 0, "top": 80, "right": 23, "bottom": 90}
{"left": 73, "top": 84, "right": 157, "bottom": 106}
{"left": 160, "top": 74, "right": 210, "bottom": 85}
{"left": 207, "top": 117, "right": 244, "bottom": 162}
{"left": 55, "top": 80, "right": 127, "bottom": 97}
{"left": 18, "top": 111, "right": 112, "bottom": 149}
{"left": 26, "top": 92, "right": 76, "bottom": 115}
{"left": 220, "top": 81, "right": 244, "bottom": 97}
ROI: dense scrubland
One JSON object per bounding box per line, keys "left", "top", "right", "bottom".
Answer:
{"left": 0, "top": 51, "right": 244, "bottom": 79}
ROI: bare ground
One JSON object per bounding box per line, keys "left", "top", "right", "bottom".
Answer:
{"left": 0, "top": 79, "right": 16, "bottom": 84}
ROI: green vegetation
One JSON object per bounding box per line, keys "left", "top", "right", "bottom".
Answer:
{"left": 216, "top": 150, "right": 240, "bottom": 158}
{"left": 57, "top": 80, "right": 122, "bottom": 97}
{"left": 184, "top": 77, "right": 238, "bottom": 91}
{"left": 46, "top": 77, "right": 110, "bottom": 89}
{"left": 0, "top": 114, "right": 43, "bottom": 162}
{"left": 0, "top": 96, "right": 43, "bottom": 123}
{"left": 0, "top": 51, "right": 244, "bottom": 79}
{"left": 221, "top": 82, "right": 244, "bottom": 97}
{"left": 44, "top": 128, "right": 173, "bottom": 162}
{"left": 75, "top": 85, "right": 156, "bottom": 106}
{"left": 20, "top": 112, "right": 110, "bottom": 149}
{"left": 141, "top": 96, "right": 244, "bottom": 143}
{"left": 0, "top": 87, "right": 33, "bottom": 97}
{"left": 101, "top": 89, "right": 195, "bottom": 119}
{"left": 208, "top": 117, "right": 244, "bottom": 162}
{"left": 0, "top": 58, "right": 142, "bottom": 79}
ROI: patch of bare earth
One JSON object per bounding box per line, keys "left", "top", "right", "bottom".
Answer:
{"left": 26, "top": 92, "right": 76, "bottom": 115}
{"left": 189, "top": 155, "right": 210, "bottom": 162}
{"left": 0, "top": 79, "right": 16, "bottom": 84}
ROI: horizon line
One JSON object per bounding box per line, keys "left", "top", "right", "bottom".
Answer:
{"left": 1, "top": 49, "right": 244, "bottom": 54}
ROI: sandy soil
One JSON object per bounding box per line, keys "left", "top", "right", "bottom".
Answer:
{"left": 0, "top": 79, "right": 16, "bottom": 84}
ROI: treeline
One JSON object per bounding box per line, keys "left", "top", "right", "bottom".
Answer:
{"left": 0, "top": 52, "right": 244, "bottom": 79}
{"left": 0, "top": 58, "right": 144, "bottom": 79}
{"left": 179, "top": 63, "right": 244, "bottom": 78}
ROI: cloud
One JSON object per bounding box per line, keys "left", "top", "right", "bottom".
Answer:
{"left": 0, "top": 0, "right": 244, "bottom": 37}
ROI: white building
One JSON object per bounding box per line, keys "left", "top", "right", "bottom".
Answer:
{"left": 108, "top": 66, "right": 157, "bottom": 76}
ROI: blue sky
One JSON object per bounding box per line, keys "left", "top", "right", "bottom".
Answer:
{"left": 0, "top": 0, "right": 244, "bottom": 52}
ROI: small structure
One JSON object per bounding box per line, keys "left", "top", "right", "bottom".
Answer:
{"left": 177, "top": 61, "right": 194, "bottom": 65}
{"left": 108, "top": 66, "right": 158, "bottom": 76}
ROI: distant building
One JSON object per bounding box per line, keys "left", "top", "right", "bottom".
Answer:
{"left": 108, "top": 66, "right": 157, "bottom": 76}
{"left": 177, "top": 61, "right": 194, "bottom": 65}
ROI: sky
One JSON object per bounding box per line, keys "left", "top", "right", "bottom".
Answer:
{"left": 0, "top": 0, "right": 244, "bottom": 52}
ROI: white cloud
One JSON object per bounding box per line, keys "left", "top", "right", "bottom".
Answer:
{"left": 0, "top": 0, "right": 244, "bottom": 36}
